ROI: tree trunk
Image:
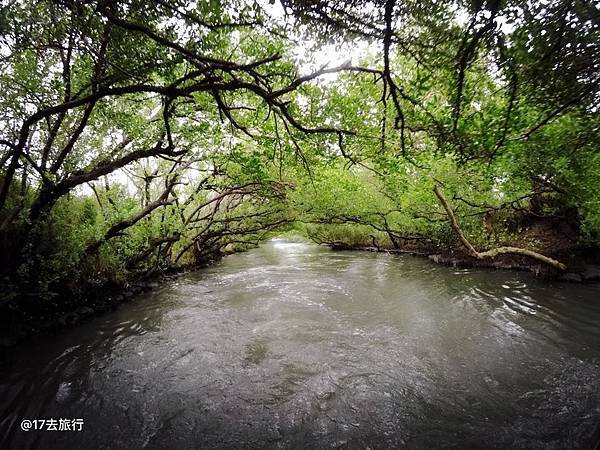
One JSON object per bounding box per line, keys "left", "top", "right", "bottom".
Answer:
{"left": 433, "top": 184, "right": 567, "bottom": 271}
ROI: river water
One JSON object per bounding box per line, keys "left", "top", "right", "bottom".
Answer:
{"left": 2, "top": 239, "right": 600, "bottom": 449}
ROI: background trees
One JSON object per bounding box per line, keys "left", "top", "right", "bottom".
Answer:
{"left": 283, "top": 0, "right": 599, "bottom": 254}
{"left": 0, "top": 0, "right": 346, "bottom": 296}
{"left": 0, "top": 0, "right": 598, "bottom": 305}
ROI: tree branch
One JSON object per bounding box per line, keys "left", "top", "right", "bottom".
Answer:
{"left": 433, "top": 184, "right": 566, "bottom": 271}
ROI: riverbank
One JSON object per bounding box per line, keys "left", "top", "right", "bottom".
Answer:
{"left": 0, "top": 252, "right": 229, "bottom": 348}
{"left": 326, "top": 242, "right": 600, "bottom": 283}
{"left": 0, "top": 239, "right": 266, "bottom": 347}
{"left": 319, "top": 213, "right": 600, "bottom": 283}
{"left": 0, "top": 269, "right": 181, "bottom": 348}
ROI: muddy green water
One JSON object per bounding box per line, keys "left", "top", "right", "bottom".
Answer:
{"left": 2, "top": 239, "right": 600, "bottom": 449}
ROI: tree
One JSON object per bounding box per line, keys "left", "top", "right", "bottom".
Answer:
{"left": 0, "top": 0, "right": 350, "bottom": 288}
{"left": 1, "top": 0, "right": 598, "bottom": 306}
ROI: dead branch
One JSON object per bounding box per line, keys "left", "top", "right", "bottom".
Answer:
{"left": 433, "top": 184, "right": 566, "bottom": 271}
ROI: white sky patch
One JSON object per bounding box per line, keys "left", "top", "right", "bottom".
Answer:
{"left": 453, "top": 5, "right": 470, "bottom": 27}
{"left": 293, "top": 39, "right": 372, "bottom": 83}
{"left": 496, "top": 15, "right": 516, "bottom": 35}
{"left": 0, "top": 41, "right": 11, "bottom": 57}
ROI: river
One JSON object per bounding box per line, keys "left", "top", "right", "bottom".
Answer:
{"left": 2, "top": 239, "right": 600, "bottom": 449}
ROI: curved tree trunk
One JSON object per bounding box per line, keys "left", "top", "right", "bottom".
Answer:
{"left": 433, "top": 185, "right": 567, "bottom": 271}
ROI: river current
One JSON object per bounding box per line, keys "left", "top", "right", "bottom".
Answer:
{"left": 2, "top": 239, "right": 600, "bottom": 449}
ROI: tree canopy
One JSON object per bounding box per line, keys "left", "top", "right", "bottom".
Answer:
{"left": 0, "top": 0, "right": 598, "bottom": 302}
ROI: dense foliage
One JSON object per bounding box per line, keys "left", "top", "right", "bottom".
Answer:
{"left": 0, "top": 0, "right": 598, "bottom": 306}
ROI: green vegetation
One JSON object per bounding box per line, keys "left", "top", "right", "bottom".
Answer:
{"left": 0, "top": 0, "right": 598, "bottom": 315}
